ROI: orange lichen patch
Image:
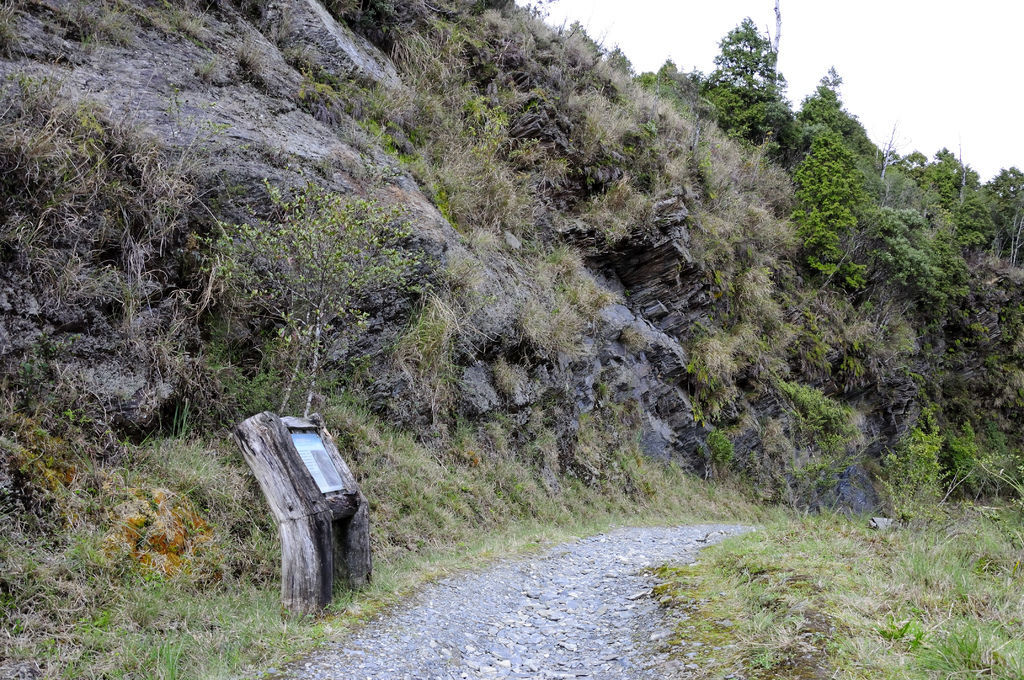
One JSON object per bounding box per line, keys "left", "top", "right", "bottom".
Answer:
{"left": 104, "top": 487, "right": 219, "bottom": 578}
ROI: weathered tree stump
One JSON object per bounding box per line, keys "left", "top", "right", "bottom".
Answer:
{"left": 233, "top": 412, "right": 371, "bottom": 615}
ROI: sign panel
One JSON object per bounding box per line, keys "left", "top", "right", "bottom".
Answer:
{"left": 290, "top": 431, "right": 345, "bottom": 494}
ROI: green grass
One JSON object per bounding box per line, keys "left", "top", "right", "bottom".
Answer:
{"left": 649, "top": 510, "right": 1024, "bottom": 679}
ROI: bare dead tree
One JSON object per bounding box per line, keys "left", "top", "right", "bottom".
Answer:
{"left": 880, "top": 123, "right": 900, "bottom": 180}
{"left": 878, "top": 122, "right": 905, "bottom": 207}
{"left": 1011, "top": 208, "right": 1024, "bottom": 267}
{"left": 772, "top": 0, "right": 782, "bottom": 54}
{"left": 958, "top": 142, "right": 968, "bottom": 205}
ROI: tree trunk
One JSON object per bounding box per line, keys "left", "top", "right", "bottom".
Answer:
{"left": 880, "top": 123, "right": 898, "bottom": 180}
{"left": 280, "top": 311, "right": 312, "bottom": 413}
{"left": 233, "top": 412, "right": 334, "bottom": 615}
{"left": 1011, "top": 210, "right": 1024, "bottom": 266}
{"left": 958, "top": 145, "right": 968, "bottom": 205}
{"left": 303, "top": 315, "right": 324, "bottom": 418}
{"left": 234, "top": 412, "right": 372, "bottom": 615}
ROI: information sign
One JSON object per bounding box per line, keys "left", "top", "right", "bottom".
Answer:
{"left": 290, "top": 431, "right": 345, "bottom": 493}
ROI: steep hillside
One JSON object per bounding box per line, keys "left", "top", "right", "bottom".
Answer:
{"left": 1, "top": 0, "right": 1022, "bottom": 677}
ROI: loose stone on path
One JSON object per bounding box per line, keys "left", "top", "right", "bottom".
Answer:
{"left": 269, "top": 524, "right": 747, "bottom": 680}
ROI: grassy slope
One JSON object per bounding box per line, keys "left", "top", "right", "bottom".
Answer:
{"left": 650, "top": 510, "right": 1024, "bottom": 679}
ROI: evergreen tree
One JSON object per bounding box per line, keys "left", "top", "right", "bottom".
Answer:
{"left": 910, "top": 149, "right": 990, "bottom": 246}
{"left": 871, "top": 207, "right": 968, "bottom": 309}
{"left": 702, "top": 18, "right": 796, "bottom": 158}
{"left": 792, "top": 131, "right": 866, "bottom": 288}
{"left": 797, "top": 68, "right": 875, "bottom": 158}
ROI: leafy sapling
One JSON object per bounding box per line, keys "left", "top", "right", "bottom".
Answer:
{"left": 214, "top": 183, "right": 422, "bottom": 416}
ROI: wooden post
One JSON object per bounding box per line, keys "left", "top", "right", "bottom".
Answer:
{"left": 233, "top": 412, "right": 371, "bottom": 615}
{"left": 283, "top": 414, "right": 372, "bottom": 589}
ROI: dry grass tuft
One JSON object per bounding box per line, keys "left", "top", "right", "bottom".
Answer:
{"left": 0, "top": 75, "right": 201, "bottom": 425}
{"left": 394, "top": 294, "right": 463, "bottom": 415}
{"left": 167, "top": 6, "right": 209, "bottom": 43}
{"left": 0, "top": 2, "right": 18, "bottom": 55}
{"left": 619, "top": 325, "right": 649, "bottom": 353}
{"left": 194, "top": 57, "right": 219, "bottom": 83}
{"left": 62, "top": 0, "right": 135, "bottom": 46}
{"left": 686, "top": 324, "right": 766, "bottom": 423}
{"left": 578, "top": 179, "right": 653, "bottom": 243}
{"left": 518, "top": 297, "right": 585, "bottom": 358}
{"left": 491, "top": 357, "right": 528, "bottom": 400}
{"left": 516, "top": 245, "right": 619, "bottom": 358}
{"left": 236, "top": 37, "right": 265, "bottom": 84}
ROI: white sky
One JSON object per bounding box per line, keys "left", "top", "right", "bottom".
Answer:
{"left": 531, "top": 0, "right": 1023, "bottom": 181}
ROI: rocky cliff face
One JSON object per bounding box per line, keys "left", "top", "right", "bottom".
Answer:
{"left": 1, "top": 0, "right": 448, "bottom": 434}
{"left": 2, "top": 0, "right": 1021, "bottom": 513}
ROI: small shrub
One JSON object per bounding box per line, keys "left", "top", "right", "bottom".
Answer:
{"left": 777, "top": 380, "right": 856, "bottom": 455}
{"left": 707, "top": 429, "right": 734, "bottom": 472}
{"left": 943, "top": 421, "right": 980, "bottom": 492}
{"left": 298, "top": 76, "right": 350, "bottom": 127}
{"left": 213, "top": 185, "right": 421, "bottom": 415}
{"left": 884, "top": 408, "right": 943, "bottom": 521}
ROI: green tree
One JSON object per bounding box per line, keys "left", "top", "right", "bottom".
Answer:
{"left": 953, "top": 192, "right": 994, "bottom": 248}
{"left": 869, "top": 207, "right": 968, "bottom": 308}
{"left": 701, "top": 18, "right": 795, "bottom": 157}
{"left": 637, "top": 60, "right": 705, "bottom": 116}
{"left": 797, "top": 68, "right": 875, "bottom": 159}
{"left": 791, "top": 131, "right": 866, "bottom": 288}
{"left": 908, "top": 149, "right": 991, "bottom": 247}
{"left": 214, "top": 183, "right": 421, "bottom": 415}
{"left": 985, "top": 167, "right": 1024, "bottom": 263}
{"left": 605, "top": 46, "right": 634, "bottom": 76}
{"left": 913, "top": 149, "right": 979, "bottom": 210}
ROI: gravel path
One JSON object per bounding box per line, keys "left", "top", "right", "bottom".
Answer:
{"left": 271, "top": 524, "right": 748, "bottom": 680}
